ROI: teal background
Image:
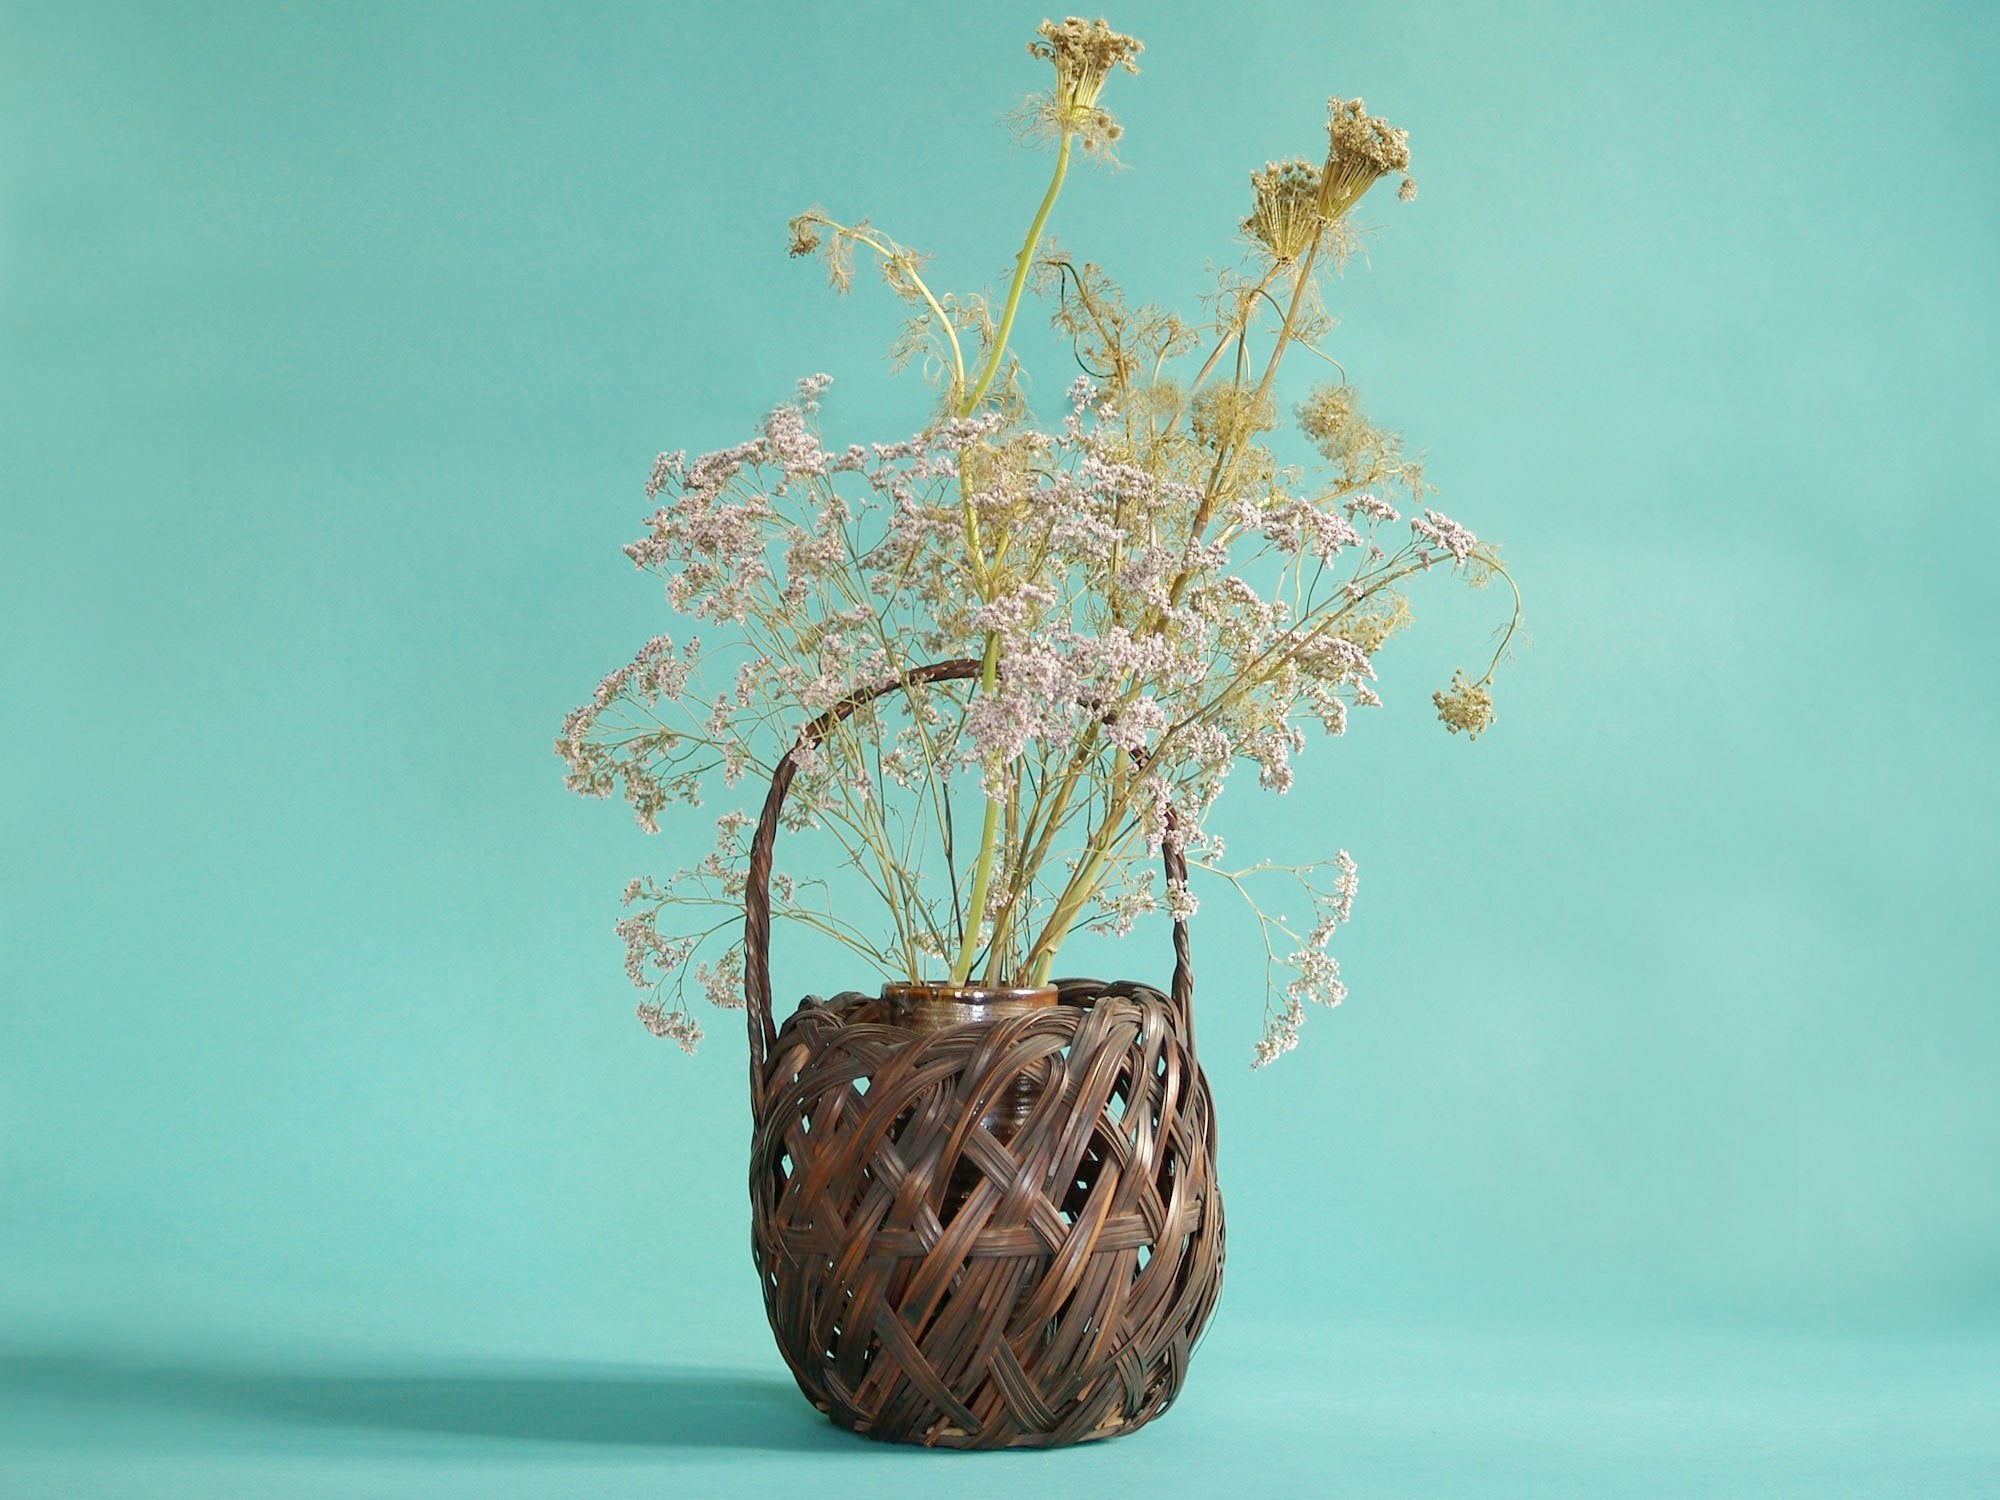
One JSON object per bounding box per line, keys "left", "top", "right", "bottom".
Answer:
{"left": 4, "top": 1, "right": 1997, "bottom": 1494}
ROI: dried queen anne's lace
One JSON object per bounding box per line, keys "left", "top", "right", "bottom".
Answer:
{"left": 558, "top": 22, "right": 1517, "bottom": 1064}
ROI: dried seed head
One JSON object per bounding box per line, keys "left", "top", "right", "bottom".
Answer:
{"left": 1297, "top": 381, "right": 1408, "bottom": 492}
{"left": 1243, "top": 158, "right": 1325, "bottom": 262}
{"left": 1432, "top": 669, "right": 1495, "bottom": 738}
{"left": 1023, "top": 16, "right": 1143, "bottom": 158}
{"left": 1296, "top": 382, "right": 1365, "bottom": 450}
{"left": 1340, "top": 595, "right": 1412, "bottom": 655}
{"left": 1029, "top": 16, "right": 1143, "bottom": 112}
{"left": 1319, "top": 96, "right": 1415, "bottom": 221}
{"left": 1191, "top": 384, "right": 1277, "bottom": 449}
{"left": 786, "top": 213, "right": 822, "bottom": 259}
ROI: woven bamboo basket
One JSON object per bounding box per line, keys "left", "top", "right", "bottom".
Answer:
{"left": 740, "top": 659, "right": 1226, "bottom": 1449}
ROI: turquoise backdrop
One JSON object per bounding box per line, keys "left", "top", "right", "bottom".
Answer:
{"left": 4, "top": 1, "right": 1996, "bottom": 1494}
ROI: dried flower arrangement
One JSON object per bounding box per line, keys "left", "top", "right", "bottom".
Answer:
{"left": 558, "top": 16, "right": 1519, "bottom": 1069}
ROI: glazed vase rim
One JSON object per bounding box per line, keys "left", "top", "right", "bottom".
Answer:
{"left": 881, "top": 980, "right": 1058, "bottom": 1006}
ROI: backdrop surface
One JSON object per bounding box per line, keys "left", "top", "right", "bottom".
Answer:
{"left": 4, "top": 1, "right": 1997, "bottom": 1495}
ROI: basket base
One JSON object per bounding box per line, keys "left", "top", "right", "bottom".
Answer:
{"left": 819, "top": 1397, "right": 1153, "bottom": 1450}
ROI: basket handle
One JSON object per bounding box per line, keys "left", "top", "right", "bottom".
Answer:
{"left": 741, "top": 657, "right": 1195, "bottom": 1085}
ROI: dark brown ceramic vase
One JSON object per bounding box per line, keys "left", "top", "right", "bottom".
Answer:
{"left": 880, "top": 979, "right": 1059, "bottom": 1034}
{"left": 883, "top": 981, "right": 1058, "bottom": 1210}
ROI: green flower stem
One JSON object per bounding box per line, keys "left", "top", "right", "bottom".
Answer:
{"left": 1026, "top": 812, "right": 1141, "bottom": 987}
{"left": 818, "top": 217, "right": 968, "bottom": 396}
{"left": 947, "top": 632, "right": 1004, "bottom": 983}
{"left": 1019, "top": 558, "right": 1436, "bottom": 979}
{"left": 947, "top": 128, "right": 1077, "bottom": 982}
{"left": 960, "top": 130, "right": 1074, "bottom": 418}
{"left": 1174, "top": 236, "right": 1322, "bottom": 604}
{"left": 980, "top": 765, "right": 1027, "bottom": 984}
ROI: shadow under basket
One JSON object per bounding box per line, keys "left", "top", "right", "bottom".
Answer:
{"left": 736, "top": 659, "right": 1226, "bottom": 1450}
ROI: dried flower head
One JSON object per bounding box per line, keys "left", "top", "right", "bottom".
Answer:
{"left": 1191, "top": 384, "right": 1277, "bottom": 449}
{"left": 1022, "top": 16, "right": 1143, "bottom": 157}
{"left": 1298, "top": 382, "right": 1415, "bottom": 494}
{"left": 1030, "top": 16, "right": 1143, "bottom": 110}
{"left": 1337, "top": 598, "right": 1410, "bottom": 658}
{"left": 1296, "top": 382, "right": 1365, "bottom": 451}
{"left": 1433, "top": 670, "right": 1495, "bottom": 738}
{"left": 1319, "top": 97, "right": 1415, "bottom": 221}
{"left": 637, "top": 1001, "right": 703, "bottom": 1055}
{"left": 1411, "top": 507, "right": 1478, "bottom": 566}
{"left": 1243, "top": 158, "right": 1324, "bottom": 262}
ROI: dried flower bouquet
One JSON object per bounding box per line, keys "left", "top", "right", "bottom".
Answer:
{"left": 558, "top": 16, "right": 1519, "bottom": 1067}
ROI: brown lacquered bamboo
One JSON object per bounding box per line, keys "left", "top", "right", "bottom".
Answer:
{"left": 741, "top": 658, "right": 1224, "bottom": 1448}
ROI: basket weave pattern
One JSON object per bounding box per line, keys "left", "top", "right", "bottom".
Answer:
{"left": 740, "top": 660, "right": 1225, "bottom": 1449}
